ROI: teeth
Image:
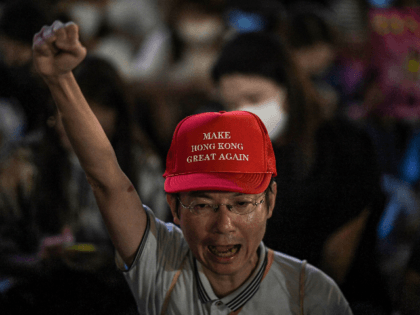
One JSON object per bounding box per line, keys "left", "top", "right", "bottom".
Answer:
{"left": 208, "top": 245, "right": 240, "bottom": 257}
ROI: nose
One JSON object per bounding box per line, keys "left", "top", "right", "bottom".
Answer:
{"left": 211, "top": 206, "right": 236, "bottom": 234}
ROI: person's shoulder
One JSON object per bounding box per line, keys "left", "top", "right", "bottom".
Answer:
{"left": 273, "top": 251, "right": 338, "bottom": 284}
{"left": 299, "top": 260, "right": 353, "bottom": 313}
{"left": 121, "top": 206, "right": 188, "bottom": 272}
{"left": 267, "top": 250, "right": 308, "bottom": 286}
{"left": 271, "top": 250, "right": 304, "bottom": 270}
{"left": 267, "top": 249, "right": 352, "bottom": 313}
{"left": 270, "top": 250, "right": 341, "bottom": 295}
{"left": 303, "top": 264, "right": 352, "bottom": 313}
{"left": 144, "top": 206, "right": 186, "bottom": 248}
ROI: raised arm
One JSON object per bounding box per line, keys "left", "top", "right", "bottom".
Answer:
{"left": 32, "top": 21, "right": 147, "bottom": 266}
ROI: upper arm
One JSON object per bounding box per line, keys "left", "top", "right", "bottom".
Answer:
{"left": 87, "top": 167, "right": 148, "bottom": 267}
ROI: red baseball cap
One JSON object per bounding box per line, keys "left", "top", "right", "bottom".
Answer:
{"left": 163, "top": 111, "right": 277, "bottom": 194}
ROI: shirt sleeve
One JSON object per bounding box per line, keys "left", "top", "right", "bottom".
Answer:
{"left": 304, "top": 263, "right": 354, "bottom": 315}
{"left": 117, "top": 206, "right": 189, "bottom": 315}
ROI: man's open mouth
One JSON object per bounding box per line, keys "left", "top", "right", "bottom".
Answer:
{"left": 208, "top": 245, "right": 241, "bottom": 258}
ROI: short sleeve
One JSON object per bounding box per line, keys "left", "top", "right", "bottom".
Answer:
{"left": 303, "top": 264, "right": 353, "bottom": 315}
{"left": 118, "top": 207, "right": 190, "bottom": 315}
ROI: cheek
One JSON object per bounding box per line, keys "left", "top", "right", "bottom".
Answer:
{"left": 180, "top": 222, "right": 208, "bottom": 257}
{"left": 243, "top": 212, "right": 268, "bottom": 237}
{"left": 244, "top": 210, "right": 265, "bottom": 225}
{"left": 179, "top": 216, "right": 206, "bottom": 243}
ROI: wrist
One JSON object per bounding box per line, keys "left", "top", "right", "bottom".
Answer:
{"left": 42, "top": 71, "right": 75, "bottom": 87}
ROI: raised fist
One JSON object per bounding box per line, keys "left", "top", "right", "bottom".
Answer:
{"left": 33, "top": 20, "right": 87, "bottom": 79}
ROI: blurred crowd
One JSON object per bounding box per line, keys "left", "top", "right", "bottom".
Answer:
{"left": 0, "top": 0, "right": 420, "bottom": 314}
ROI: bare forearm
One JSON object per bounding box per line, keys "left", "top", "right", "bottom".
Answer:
{"left": 45, "top": 72, "right": 119, "bottom": 185}
{"left": 33, "top": 21, "right": 147, "bottom": 268}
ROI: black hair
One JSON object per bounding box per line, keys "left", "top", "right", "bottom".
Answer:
{"left": 287, "top": 12, "right": 336, "bottom": 49}
{"left": 0, "top": 0, "right": 51, "bottom": 45}
{"left": 212, "top": 32, "right": 290, "bottom": 87}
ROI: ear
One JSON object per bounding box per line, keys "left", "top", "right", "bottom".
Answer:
{"left": 166, "top": 194, "right": 181, "bottom": 225}
{"left": 267, "top": 181, "right": 277, "bottom": 219}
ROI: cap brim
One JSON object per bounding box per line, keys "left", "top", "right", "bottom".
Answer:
{"left": 164, "top": 172, "right": 273, "bottom": 194}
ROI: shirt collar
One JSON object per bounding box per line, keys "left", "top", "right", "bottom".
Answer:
{"left": 193, "top": 243, "right": 268, "bottom": 311}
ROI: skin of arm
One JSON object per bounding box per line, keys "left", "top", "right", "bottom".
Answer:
{"left": 32, "top": 21, "right": 147, "bottom": 266}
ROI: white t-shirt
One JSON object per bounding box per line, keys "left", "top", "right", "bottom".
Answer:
{"left": 117, "top": 207, "right": 353, "bottom": 315}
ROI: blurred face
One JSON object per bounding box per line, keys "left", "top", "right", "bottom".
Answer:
{"left": 293, "top": 43, "right": 335, "bottom": 76}
{"left": 53, "top": 102, "right": 117, "bottom": 152}
{"left": 168, "top": 187, "right": 276, "bottom": 284}
{"left": 219, "top": 74, "right": 286, "bottom": 111}
{"left": 0, "top": 35, "right": 32, "bottom": 66}
{"left": 175, "top": 5, "right": 224, "bottom": 45}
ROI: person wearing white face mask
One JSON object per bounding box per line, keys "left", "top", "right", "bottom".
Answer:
{"left": 211, "top": 32, "right": 393, "bottom": 314}
{"left": 235, "top": 89, "right": 288, "bottom": 141}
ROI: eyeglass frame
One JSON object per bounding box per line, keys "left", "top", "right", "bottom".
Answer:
{"left": 176, "top": 192, "right": 266, "bottom": 216}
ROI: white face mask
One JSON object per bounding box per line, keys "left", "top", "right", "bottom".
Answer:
{"left": 237, "top": 93, "right": 288, "bottom": 140}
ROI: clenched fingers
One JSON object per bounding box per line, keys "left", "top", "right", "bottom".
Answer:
{"left": 33, "top": 21, "right": 79, "bottom": 53}
{"left": 32, "top": 20, "right": 86, "bottom": 78}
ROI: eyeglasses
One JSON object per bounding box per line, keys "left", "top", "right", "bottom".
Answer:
{"left": 177, "top": 193, "right": 266, "bottom": 216}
